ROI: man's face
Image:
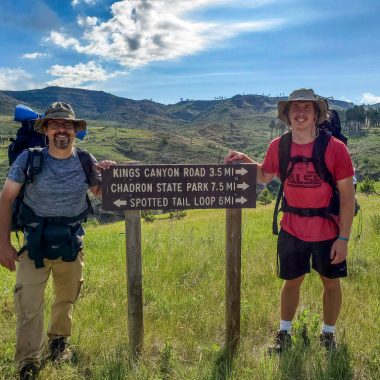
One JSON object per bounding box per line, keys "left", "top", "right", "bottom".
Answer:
{"left": 288, "top": 101, "right": 317, "bottom": 131}
{"left": 45, "top": 120, "right": 76, "bottom": 149}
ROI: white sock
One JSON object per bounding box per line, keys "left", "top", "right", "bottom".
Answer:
{"left": 322, "top": 323, "right": 335, "bottom": 334}
{"left": 280, "top": 320, "right": 292, "bottom": 333}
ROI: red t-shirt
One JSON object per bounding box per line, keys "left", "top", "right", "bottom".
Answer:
{"left": 262, "top": 136, "right": 354, "bottom": 242}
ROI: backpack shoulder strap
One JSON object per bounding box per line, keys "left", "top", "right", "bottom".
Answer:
{"left": 75, "top": 147, "right": 95, "bottom": 214}
{"left": 26, "top": 147, "right": 44, "bottom": 184}
{"left": 272, "top": 132, "right": 292, "bottom": 235}
{"left": 279, "top": 131, "right": 292, "bottom": 182}
{"left": 76, "top": 147, "right": 94, "bottom": 185}
{"left": 312, "top": 129, "right": 334, "bottom": 188}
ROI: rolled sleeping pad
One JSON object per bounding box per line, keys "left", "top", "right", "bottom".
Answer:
{"left": 14, "top": 104, "right": 42, "bottom": 122}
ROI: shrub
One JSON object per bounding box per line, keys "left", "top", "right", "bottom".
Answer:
{"left": 257, "top": 188, "right": 273, "bottom": 205}
{"left": 359, "top": 177, "right": 376, "bottom": 194}
{"left": 142, "top": 210, "right": 155, "bottom": 222}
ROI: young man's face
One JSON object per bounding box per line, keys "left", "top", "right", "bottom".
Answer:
{"left": 288, "top": 101, "right": 317, "bottom": 131}
{"left": 45, "top": 120, "right": 76, "bottom": 149}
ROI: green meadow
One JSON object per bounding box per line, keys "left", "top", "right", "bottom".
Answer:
{"left": 1, "top": 190, "right": 379, "bottom": 380}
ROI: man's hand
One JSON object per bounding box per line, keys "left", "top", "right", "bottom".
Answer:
{"left": 224, "top": 150, "right": 250, "bottom": 164}
{"left": 0, "top": 244, "right": 18, "bottom": 272}
{"left": 96, "top": 160, "right": 116, "bottom": 170}
{"left": 330, "top": 239, "right": 348, "bottom": 264}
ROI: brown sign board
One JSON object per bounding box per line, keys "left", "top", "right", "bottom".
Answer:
{"left": 101, "top": 164, "right": 257, "bottom": 211}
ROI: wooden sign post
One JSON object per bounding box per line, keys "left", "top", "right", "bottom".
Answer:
{"left": 226, "top": 208, "right": 242, "bottom": 357}
{"left": 125, "top": 210, "right": 143, "bottom": 356}
{"left": 102, "top": 163, "right": 257, "bottom": 356}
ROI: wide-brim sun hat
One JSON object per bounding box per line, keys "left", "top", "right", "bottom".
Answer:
{"left": 277, "top": 88, "right": 328, "bottom": 125}
{"left": 34, "top": 101, "right": 86, "bottom": 134}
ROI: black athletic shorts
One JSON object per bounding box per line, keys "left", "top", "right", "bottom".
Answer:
{"left": 277, "top": 229, "right": 348, "bottom": 280}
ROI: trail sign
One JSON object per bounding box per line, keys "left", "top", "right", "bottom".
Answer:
{"left": 102, "top": 164, "right": 257, "bottom": 211}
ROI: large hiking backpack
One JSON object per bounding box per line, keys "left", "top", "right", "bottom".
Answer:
{"left": 12, "top": 147, "right": 95, "bottom": 232}
{"left": 319, "top": 108, "right": 348, "bottom": 146}
{"left": 9, "top": 105, "right": 47, "bottom": 166}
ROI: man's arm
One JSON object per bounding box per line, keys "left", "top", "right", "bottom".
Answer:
{"left": 330, "top": 176, "right": 355, "bottom": 264}
{"left": 0, "top": 179, "right": 23, "bottom": 271}
{"left": 224, "top": 150, "right": 276, "bottom": 184}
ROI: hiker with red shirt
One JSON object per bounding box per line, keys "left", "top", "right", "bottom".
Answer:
{"left": 225, "top": 88, "right": 355, "bottom": 353}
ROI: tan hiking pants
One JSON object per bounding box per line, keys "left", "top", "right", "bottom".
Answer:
{"left": 14, "top": 251, "right": 84, "bottom": 370}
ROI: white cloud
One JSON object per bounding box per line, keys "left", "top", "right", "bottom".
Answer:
{"left": 0, "top": 68, "right": 37, "bottom": 90}
{"left": 49, "top": 0, "right": 285, "bottom": 68}
{"left": 22, "top": 52, "right": 48, "bottom": 59}
{"left": 77, "top": 16, "right": 98, "bottom": 27}
{"left": 46, "top": 61, "right": 125, "bottom": 87}
{"left": 359, "top": 93, "right": 380, "bottom": 105}
{"left": 72, "top": 0, "right": 97, "bottom": 6}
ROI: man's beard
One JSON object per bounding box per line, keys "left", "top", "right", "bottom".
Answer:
{"left": 52, "top": 133, "right": 72, "bottom": 149}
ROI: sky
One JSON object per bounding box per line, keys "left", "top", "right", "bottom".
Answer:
{"left": 0, "top": 0, "right": 379, "bottom": 105}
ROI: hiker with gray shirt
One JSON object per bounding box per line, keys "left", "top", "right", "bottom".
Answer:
{"left": 0, "top": 102, "right": 115, "bottom": 380}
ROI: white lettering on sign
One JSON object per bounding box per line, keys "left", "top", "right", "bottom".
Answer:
{"left": 111, "top": 183, "right": 153, "bottom": 193}
{"left": 219, "top": 196, "right": 234, "bottom": 206}
{"left": 156, "top": 183, "right": 183, "bottom": 192}
{"left": 173, "top": 197, "right": 191, "bottom": 207}
{"left": 186, "top": 182, "right": 209, "bottom": 192}
{"left": 183, "top": 167, "right": 206, "bottom": 177}
{"left": 113, "top": 167, "right": 141, "bottom": 178}
{"left": 130, "top": 198, "right": 169, "bottom": 207}
{"left": 144, "top": 167, "right": 180, "bottom": 178}
{"left": 209, "top": 167, "right": 234, "bottom": 177}
{"left": 194, "top": 196, "right": 216, "bottom": 206}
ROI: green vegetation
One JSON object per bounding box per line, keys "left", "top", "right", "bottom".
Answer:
{"left": 1, "top": 192, "right": 379, "bottom": 379}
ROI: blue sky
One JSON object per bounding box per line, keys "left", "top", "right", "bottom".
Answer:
{"left": 0, "top": 0, "right": 379, "bottom": 105}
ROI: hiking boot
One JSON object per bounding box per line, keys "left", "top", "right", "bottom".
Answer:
{"left": 19, "top": 363, "right": 39, "bottom": 380}
{"left": 320, "top": 332, "right": 337, "bottom": 351}
{"left": 49, "top": 337, "right": 73, "bottom": 363}
{"left": 267, "top": 330, "right": 292, "bottom": 355}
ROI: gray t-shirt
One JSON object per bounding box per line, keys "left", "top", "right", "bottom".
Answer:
{"left": 7, "top": 148, "right": 101, "bottom": 217}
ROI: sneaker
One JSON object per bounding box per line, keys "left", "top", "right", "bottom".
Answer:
{"left": 320, "top": 332, "right": 337, "bottom": 351}
{"left": 267, "top": 330, "right": 292, "bottom": 354}
{"left": 49, "top": 337, "right": 73, "bottom": 363}
{"left": 19, "top": 363, "right": 39, "bottom": 380}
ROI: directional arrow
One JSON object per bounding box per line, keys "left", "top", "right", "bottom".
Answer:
{"left": 113, "top": 199, "right": 127, "bottom": 208}
{"left": 235, "top": 196, "right": 247, "bottom": 204}
{"left": 237, "top": 182, "right": 250, "bottom": 190}
{"left": 235, "top": 167, "right": 248, "bottom": 176}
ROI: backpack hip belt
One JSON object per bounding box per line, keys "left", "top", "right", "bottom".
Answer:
{"left": 17, "top": 202, "right": 88, "bottom": 268}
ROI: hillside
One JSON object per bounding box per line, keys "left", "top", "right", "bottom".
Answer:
{"left": 1, "top": 87, "right": 378, "bottom": 185}
{"left": 0, "top": 86, "right": 354, "bottom": 126}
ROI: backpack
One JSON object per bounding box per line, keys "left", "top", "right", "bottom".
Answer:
{"left": 12, "top": 147, "right": 94, "bottom": 232}
{"left": 319, "top": 109, "right": 348, "bottom": 146}
{"left": 272, "top": 128, "right": 358, "bottom": 236}
{"left": 8, "top": 120, "right": 47, "bottom": 166}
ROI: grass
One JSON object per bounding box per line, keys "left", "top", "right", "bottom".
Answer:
{"left": 1, "top": 192, "right": 380, "bottom": 379}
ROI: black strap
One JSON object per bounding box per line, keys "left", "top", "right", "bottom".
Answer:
{"left": 76, "top": 148, "right": 95, "bottom": 214}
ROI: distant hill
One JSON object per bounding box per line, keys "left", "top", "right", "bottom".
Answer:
{"left": 0, "top": 86, "right": 355, "bottom": 126}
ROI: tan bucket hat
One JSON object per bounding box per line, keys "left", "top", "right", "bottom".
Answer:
{"left": 277, "top": 88, "right": 328, "bottom": 125}
{"left": 34, "top": 102, "right": 86, "bottom": 134}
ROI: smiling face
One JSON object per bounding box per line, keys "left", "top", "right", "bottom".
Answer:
{"left": 288, "top": 101, "right": 318, "bottom": 132}
{"left": 45, "top": 119, "right": 76, "bottom": 150}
